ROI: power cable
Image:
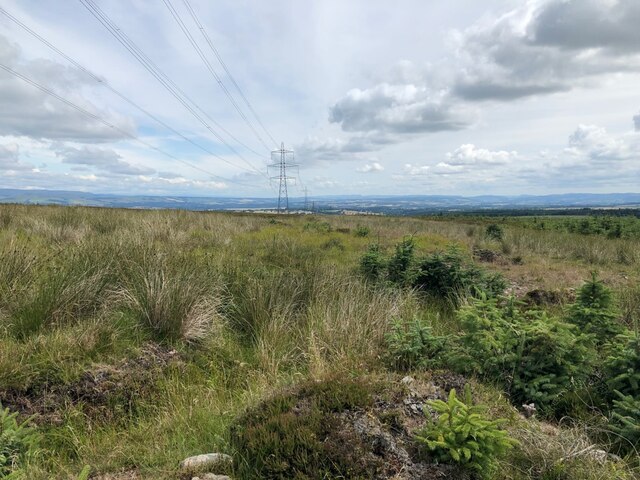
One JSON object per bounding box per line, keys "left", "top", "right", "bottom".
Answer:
{"left": 0, "top": 62, "right": 260, "bottom": 188}
{"left": 181, "top": 0, "right": 279, "bottom": 148}
{"left": 79, "top": 0, "right": 269, "bottom": 178}
{"left": 0, "top": 5, "right": 266, "bottom": 180}
{"left": 161, "top": 0, "right": 273, "bottom": 151}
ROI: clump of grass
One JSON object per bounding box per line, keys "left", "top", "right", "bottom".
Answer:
{"left": 0, "top": 240, "right": 38, "bottom": 313}
{"left": 117, "top": 252, "right": 223, "bottom": 343}
{"left": 505, "top": 418, "right": 636, "bottom": 480}
{"left": 8, "top": 249, "right": 111, "bottom": 339}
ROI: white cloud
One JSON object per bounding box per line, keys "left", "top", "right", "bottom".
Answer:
{"left": 431, "top": 162, "right": 465, "bottom": 175}
{"left": 0, "top": 35, "right": 135, "bottom": 143}
{"left": 55, "top": 145, "right": 156, "bottom": 175}
{"left": 295, "top": 134, "right": 394, "bottom": 165}
{"left": 357, "top": 161, "right": 384, "bottom": 173}
{"left": 403, "top": 163, "right": 430, "bottom": 176}
{"left": 0, "top": 143, "right": 32, "bottom": 171}
{"left": 452, "top": 0, "right": 640, "bottom": 101}
{"left": 329, "top": 83, "right": 471, "bottom": 134}
{"left": 566, "top": 124, "right": 632, "bottom": 162}
{"left": 446, "top": 144, "right": 517, "bottom": 166}
{"left": 513, "top": 123, "right": 640, "bottom": 189}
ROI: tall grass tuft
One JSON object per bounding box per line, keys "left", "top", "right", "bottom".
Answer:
{"left": 8, "top": 248, "right": 111, "bottom": 339}
{"left": 117, "top": 252, "right": 222, "bottom": 343}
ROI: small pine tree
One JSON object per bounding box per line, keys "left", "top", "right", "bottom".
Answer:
{"left": 604, "top": 332, "right": 640, "bottom": 400}
{"left": 485, "top": 224, "right": 504, "bottom": 240}
{"left": 510, "top": 312, "right": 594, "bottom": 411}
{"left": 359, "top": 244, "right": 386, "bottom": 282}
{"left": 452, "top": 297, "right": 594, "bottom": 414}
{"left": 415, "top": 386, "right": 517, "bottom": 477}
{"left": 0, "top": 405, "right": 40, "bottom": 476}
{"left": 385, "top": 317, "right": 448, "bottom": 370}
{"left": 452, "top": 296, "right": 518, "bottom": 377}
{"left": 609, "top": 391, "right": 640, "bottom": 455}
{"left": 387, "top": 237, "right": 415, "bottom": 286}
{"left": 568, "top": 273, "right": 622, "bottom": 342}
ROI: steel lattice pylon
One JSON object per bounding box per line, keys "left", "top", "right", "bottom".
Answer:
{"left": 269, "top": 142, "right": 297, "bottom": 213}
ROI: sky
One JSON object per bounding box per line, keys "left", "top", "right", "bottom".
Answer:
{"left": 0, "top": 0, "right": 639, "bottom": 198}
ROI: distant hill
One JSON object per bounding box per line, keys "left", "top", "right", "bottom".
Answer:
{"left": 1, "top": 188, "right": 640, "bottom": 214}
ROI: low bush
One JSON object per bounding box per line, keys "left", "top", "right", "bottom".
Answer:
{"left": 451, "top": 297, "right": 594, "bottom": 414}
{"left": 609, "top": 392, "right": 640, "bottom": 455}
{"left": 303, "top": 220, "right": 332, "bottom": 233}
{"left": 415, "top": 386, "right": 516, "bottom": 477}
{"left": 230, "top": 376, "right": 379, "bottom": 479}
{"left": 359, "top": 243, "right": 386, "bottom": 282}
{"left": 358, "top": 241, "right": 505, "bottom": 304}
{"left": 1, "top": 405, "right": 40, "bottom": 476}
{"left": 486, "top": 223, "right": 504, "bottom": 241}
{"left": 354, "top": 224, "right": 370, "bottom": 237}
{"left": 385, "top": 317, "right": 448, "bottom": 371}
{"left": 413, "top": 249, "right": 506, "bottom": 304}
{"left": 568, "top": 273, "right": 622, "bottom": 343}
{"left": 387, "top": 237, "right": 416, "bottom": 286}
{"left": 604, "top": 332, "right": 640, "bottom": 400}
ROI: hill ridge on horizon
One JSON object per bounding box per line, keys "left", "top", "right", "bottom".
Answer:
{"left": 2, "top": 188, "right": 640, "bottom": 214}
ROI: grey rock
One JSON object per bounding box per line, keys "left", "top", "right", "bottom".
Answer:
{"left": 522, "top": 402, "right": 536, "bottom": 418}
{"left": 180, "top": 453, "right": 232, "bottom": 469}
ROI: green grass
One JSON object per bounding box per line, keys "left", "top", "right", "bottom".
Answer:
{"left": 0, "top": 205, "right": 639, "bottom": 479}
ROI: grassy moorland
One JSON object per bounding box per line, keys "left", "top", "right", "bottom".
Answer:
{"left": 0, "top": 204, "right": 639, "bottom": 479}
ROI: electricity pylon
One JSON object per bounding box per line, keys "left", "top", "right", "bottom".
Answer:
{"left": 269, "top": 142, "right": 297, "bottom": 213}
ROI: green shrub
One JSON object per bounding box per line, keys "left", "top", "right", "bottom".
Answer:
{"left": 568, "top": 273, "right": 622, "bottom": 343}
{"left": 509, "top": 311, "right": 593, "bottom": 412}
{"left": 451, "top": 296, "right": 518, "bottom": 377}
{"left": 322, "top": 237, "right": 344, "bottom": 250}
{"left": 415, "top": 387, "right": 516, "bottom": 477}
{"left": 1, "top": 405, "right": 40, "bottom": 476}
{"left": 230, "top": 377, "right": 379, "bottom": 479}
{"left": 385, "top": 317, "right": 448, "bottom": 370}
{"left": 359, "top": 244, "right": 386, "bottom": 282}
{"left": 486, "top": 223, "right": 504, "bottom": 240}
{"left": 412, "top": 249, "right": 506, "bottom": 304}
{"left": 303, "top": 221, "right": 332, "bottom": 233}
{"left": 604, "top": 332, "right": 640, "bottom": 400}
{"left": 452, "top": 297, "right": 594, "bottom": 414}
{"left": 609, "top": 392, "right": 640, "bottom": 455}
{"left": 354, "top": 224, "right": 370, "bottom": 237}
{"left": 387, "top": 237, "right": 415, "bottom": 286}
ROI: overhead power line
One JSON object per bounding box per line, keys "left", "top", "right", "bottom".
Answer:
{"left": 0, "top": 62, "right": 260, "bottom": 188}
{"left": 78, "top": 0, "right": 269, "bottom": 178}
{"left": 161, "top": 0, "right": 274, "bottom": 151}
{"left": 181, "top": 0, "right": 279, "bottom": 148}
{"left": 0, "top": 5, "right": 266, "bottom": 180}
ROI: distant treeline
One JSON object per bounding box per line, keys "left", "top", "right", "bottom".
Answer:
{"left": 513, "top": 215, "right": 640, "bottom": 239}
{"left": 426, "top": 209, "right": 640, "bottom": 239}
{"left": 429, "top": 207, "right": 640, "bottom": 218}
